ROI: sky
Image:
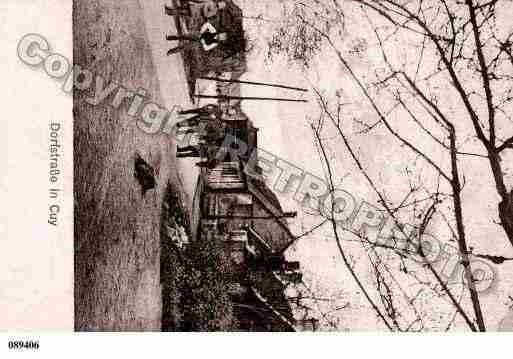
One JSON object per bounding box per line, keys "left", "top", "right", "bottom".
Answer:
{"left": 231, "top": 0, "right": 513, "bottom": 330}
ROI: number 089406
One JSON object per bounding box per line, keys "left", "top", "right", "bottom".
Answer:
{"left": 8, "top": 340, "right": 40, "bottom": 350}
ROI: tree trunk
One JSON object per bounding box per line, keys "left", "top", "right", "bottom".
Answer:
{"left": 499, "top": 191, "right": 513, "bottom": 247}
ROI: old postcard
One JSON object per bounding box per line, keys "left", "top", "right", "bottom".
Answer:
{"left": 3, "top": 0, "right": 513, "bottom": 348}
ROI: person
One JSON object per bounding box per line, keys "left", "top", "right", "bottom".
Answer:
{"left": 175, "top": 128, "right": 196, "bottom": 135}
{"left": 200, "top": 118, "right": 226, "bottom": 146}
{"left": 175, "top": 116, "right": 201, "bottom": 129}
{"left": 221, "top": 106, "right": 238, "bottom": 121}
{"left": 176, "top": 116, "right": 224, "bottom": 152}
{"left": 195, "top": 145, "right": 222, "bottom": 169}
{"left": 177, "top": 140, "right": 220, "bottom": 169}
{"left": 179, "top": 103, "right": 219, "bottom": 116}
{"left": 164, "top": 1, "right": 226, "bottom": 18}
{"left": 176, "top": 136, "right": 213, "bottom": 158}
{"left": 166, "top": 32, "right": 228, "bottom": 55}
{"left": 195, "top": 158, "right": 218, "bottom": 169}
{"left": 220, "top": 30, "right": 247, "bottom": 60}
{"left": 176, "top": 145, "right": 201, "bottom": 158}
{"left": 164, "top": 4, "right": 190, "bottom": 17}
{"left": 175, "top": 104, "right": 220, "bottom": 128}
{"left": 176, "top": 116, "right": 224, "bottom": 140}
{"left": 202, "top": 1, "right": 227, "bottom": 18}
{"left": 166, "top": 23, "right": 227, "bottom": 55}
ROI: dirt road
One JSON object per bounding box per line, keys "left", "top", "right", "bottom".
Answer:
{"left": 74, "top": 0, "right": 193, "bottom": 331}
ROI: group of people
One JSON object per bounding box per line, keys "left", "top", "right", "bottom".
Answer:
{"left": 165, "top": 1, "right": 245, "bottom": 168}
{"left": 176, "top": 102, "right": 236, "bottom": 169}
{"left": 165, "top": 1, "right": 229, "bottom": 55}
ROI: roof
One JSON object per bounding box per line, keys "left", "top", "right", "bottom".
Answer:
{"left": 246, "top": 226, "right": 272, "bottom": 252}
{"left": 249, "top": 287, "right": 295, "bottom": 331}
{"left": 249, "top": 178, "right": 283, "bottom": 212}
{"left": 246, "top": 178, "right": 296, "bottom": 253}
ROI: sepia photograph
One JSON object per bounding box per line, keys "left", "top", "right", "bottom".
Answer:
{"left": 72, "top": 0, "right": 513, "bottom": 332}
{"left": 3, "top": 0, "right": 513, "bottom": 347}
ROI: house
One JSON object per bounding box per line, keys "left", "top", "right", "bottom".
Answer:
{"left": 189, "top": 114, "right": 301, "bottom": 331}
{"left": 171, "top": 0, "right": 303, "bottom": 333}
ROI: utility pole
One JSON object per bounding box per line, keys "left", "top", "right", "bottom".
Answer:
{"left": 199, "top": 76, "right": 309, "bottom": 92}
{"left": 205, "top": 212, "right": 297, "bottom": 220}
{"left": 194, "top": 94, "right": 307, "bottom": 103}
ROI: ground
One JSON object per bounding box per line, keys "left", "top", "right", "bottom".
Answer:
{"left": 74, "top": 0, "right": 187, "bottom": 330}
{"left": 74, "top": 0, "right": 234, "bottom": 331}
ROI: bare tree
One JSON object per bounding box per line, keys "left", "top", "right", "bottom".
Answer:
{"left": 266, "top": 0, "right": 513, "bottom": 331}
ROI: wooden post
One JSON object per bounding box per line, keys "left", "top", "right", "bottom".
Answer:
{"left": 199, "top": 76, "right": 309, "bottom": 92}
{"left": 194, "top": 94, "right": 307, "bottom": 103}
